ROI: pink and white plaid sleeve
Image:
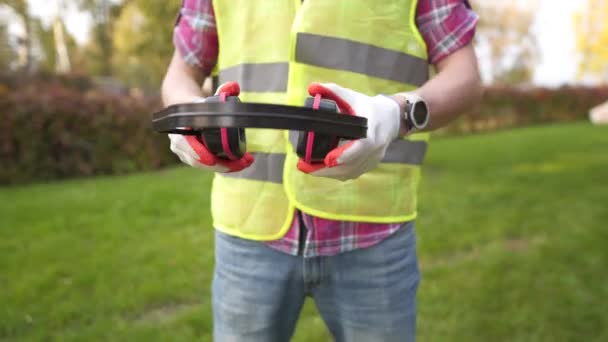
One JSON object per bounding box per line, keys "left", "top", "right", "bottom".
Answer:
{"left": 172, "top": 0, "right": 477, "bottom": 72}
{"left": 416, "top": 0, "right": 479, "bottom": 64}
{"left": 173, "top": 0, "right": 218, "bottom": 75}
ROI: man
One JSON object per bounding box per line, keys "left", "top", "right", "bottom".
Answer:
{"left": 162, "top": 1, "right": 482, "bottom": 341}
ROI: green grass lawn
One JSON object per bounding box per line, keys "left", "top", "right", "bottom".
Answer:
{"left": 1, "top": 122, "right": 607, "bottom": 341}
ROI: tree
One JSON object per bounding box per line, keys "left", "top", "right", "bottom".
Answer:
{"left": 4, "top": 0, "right": 33, "bottom": 72}
{"left": 53, "top": 0, "right": 71, "bottom": 73}
{"left": 76, "top": 0, "right": 124, "bottom": 76}
{"left": 471, "top": 0, "right": 540, "bottom": 84}
{"left": 0, "top": 22, "right": 13, "bottom": 70}
{"left": 32, "top": 19, "right": 56, "bottom": 72}
{"left": 111, "top": 0, "right": 180, "bottom": 90}
{"left": 574, "top": 0, "right": 608, "bottom": 81}
{"left": 31, "top": 15, "right": 76, "bottom": 74}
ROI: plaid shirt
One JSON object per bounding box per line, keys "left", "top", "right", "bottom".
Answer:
{"left": 174, "top": 0, "right": 478, "bottom": 257}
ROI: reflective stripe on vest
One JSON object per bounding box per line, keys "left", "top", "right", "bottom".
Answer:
{"left": 222, "top": 152, "right": 285, "bottom": 183}
{"left": 222, "top": 137, "right": 427, "bottom": 183}
{"left": 219, "top": 33, "right": 429, "bottom": 93}
{"left": 219, "top": 62, "right": 289, "bottom": 92}
{"left": 295, "top": 33, "right": 428, "bottom": 86}
{"left": 384, "top": 139, "right": 427, "bottom": 165}
{"left": 288, "top": 131, "right": 427, "bottom": 165}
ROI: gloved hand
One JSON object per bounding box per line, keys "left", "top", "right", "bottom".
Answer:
{"left": 297, "top": 83, "right": 401, "bottom": 181}
{"left": 168, "top": 82, "right": 255, "bottom": 173}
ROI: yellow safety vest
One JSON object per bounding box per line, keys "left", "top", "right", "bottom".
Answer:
{"left": 211, "top": 0, "right": 430, "bottom": 241}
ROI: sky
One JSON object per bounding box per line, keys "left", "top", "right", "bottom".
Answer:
{"left": 6, "top": 0, "right": 592, "bottom": 87}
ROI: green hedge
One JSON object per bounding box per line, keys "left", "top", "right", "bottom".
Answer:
{"left": 2, "top": 72, "right": 607, "bottom": 185}
{"left": 438, "top": 85, "right": 608, "bottom": 135}
{"left": 0, "top": 73, "right": 176, "bottom": 185}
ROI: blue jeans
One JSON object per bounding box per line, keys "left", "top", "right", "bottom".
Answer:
{"left": 212, "top": 222, "right": 420, "bottom": 342}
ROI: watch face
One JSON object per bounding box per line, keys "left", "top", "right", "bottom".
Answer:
{"left": 411, "top": 101, "right": 429, "bottom": 128}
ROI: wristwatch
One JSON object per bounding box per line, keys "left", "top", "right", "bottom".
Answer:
{"left": 395, "top": 93, "right": 430, "bottom": 133}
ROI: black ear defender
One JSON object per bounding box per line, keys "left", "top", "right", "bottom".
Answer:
{"left": 296, "top": 94, "right": 340, "bottom": 163}
{"left": 199, "top": 94, "right": 246, "bottom": 160}
{"left": 152, "top": 93, "right": 368, "bottom": 159}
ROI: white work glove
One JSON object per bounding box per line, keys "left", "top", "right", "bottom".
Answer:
{"left": 296, "top": 83, "right": 402, "bottom": 181}
{"left": 168, "top": 82, "right": 254, "bottom": 173}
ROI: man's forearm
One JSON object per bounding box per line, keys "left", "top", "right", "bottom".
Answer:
{"left": 394, "top": 43, "right": 483, "bottom": 134}
{"left": 161, "top": 50, "right": 208, "bottom": 106}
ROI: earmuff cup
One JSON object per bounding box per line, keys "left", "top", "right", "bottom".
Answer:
{"left": 199, "top": 94, "right": 339, "bottom": 162}
{"left": 199, "top": 96, "right": 246, "bottom": 160}
{"left": 200, "top": 126, "right": 246, "bottom": 160}
{"left": 296, "top": 97, "right": 340, "bottom": 163}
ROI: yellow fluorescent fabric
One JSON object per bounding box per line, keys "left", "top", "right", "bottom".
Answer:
{"left": 211, "top": 0, "right": 429, "bottom": 240}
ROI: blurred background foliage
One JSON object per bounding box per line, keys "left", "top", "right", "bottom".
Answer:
{"left": 473, "top": 0, "right": 540, "bottom": 84}
{"left": 1, "top": 0, "right": 605, "bottom": 91}
{"left": 0, "top": 0, "right": 606, "bottom": 185}
{"left": 0, "top": 0, "right": 179, "bottom": 89}
{"left": 574, "top": 0, "right": 608, "bottom": 79}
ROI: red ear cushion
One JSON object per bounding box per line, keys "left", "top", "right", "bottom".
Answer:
{"left": 307, "top": 83, "right": 356, "bottom": 116}
{"left": 186, "top": 135, "right": 217, "bottom": 166}
{"left": 305, "top": 131, "right": 315, "bottom": 163}
{"left": 304, "top": 94, "right": 322, "bottom": 163}
{"left": 217, "top": 91, "right": 241, "bottom": 160}
{"left": 220, "top": 127, "right": 238, "bottom": 160}
{"left": 216, "top": 81, "right": 240, "bottom": 97}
